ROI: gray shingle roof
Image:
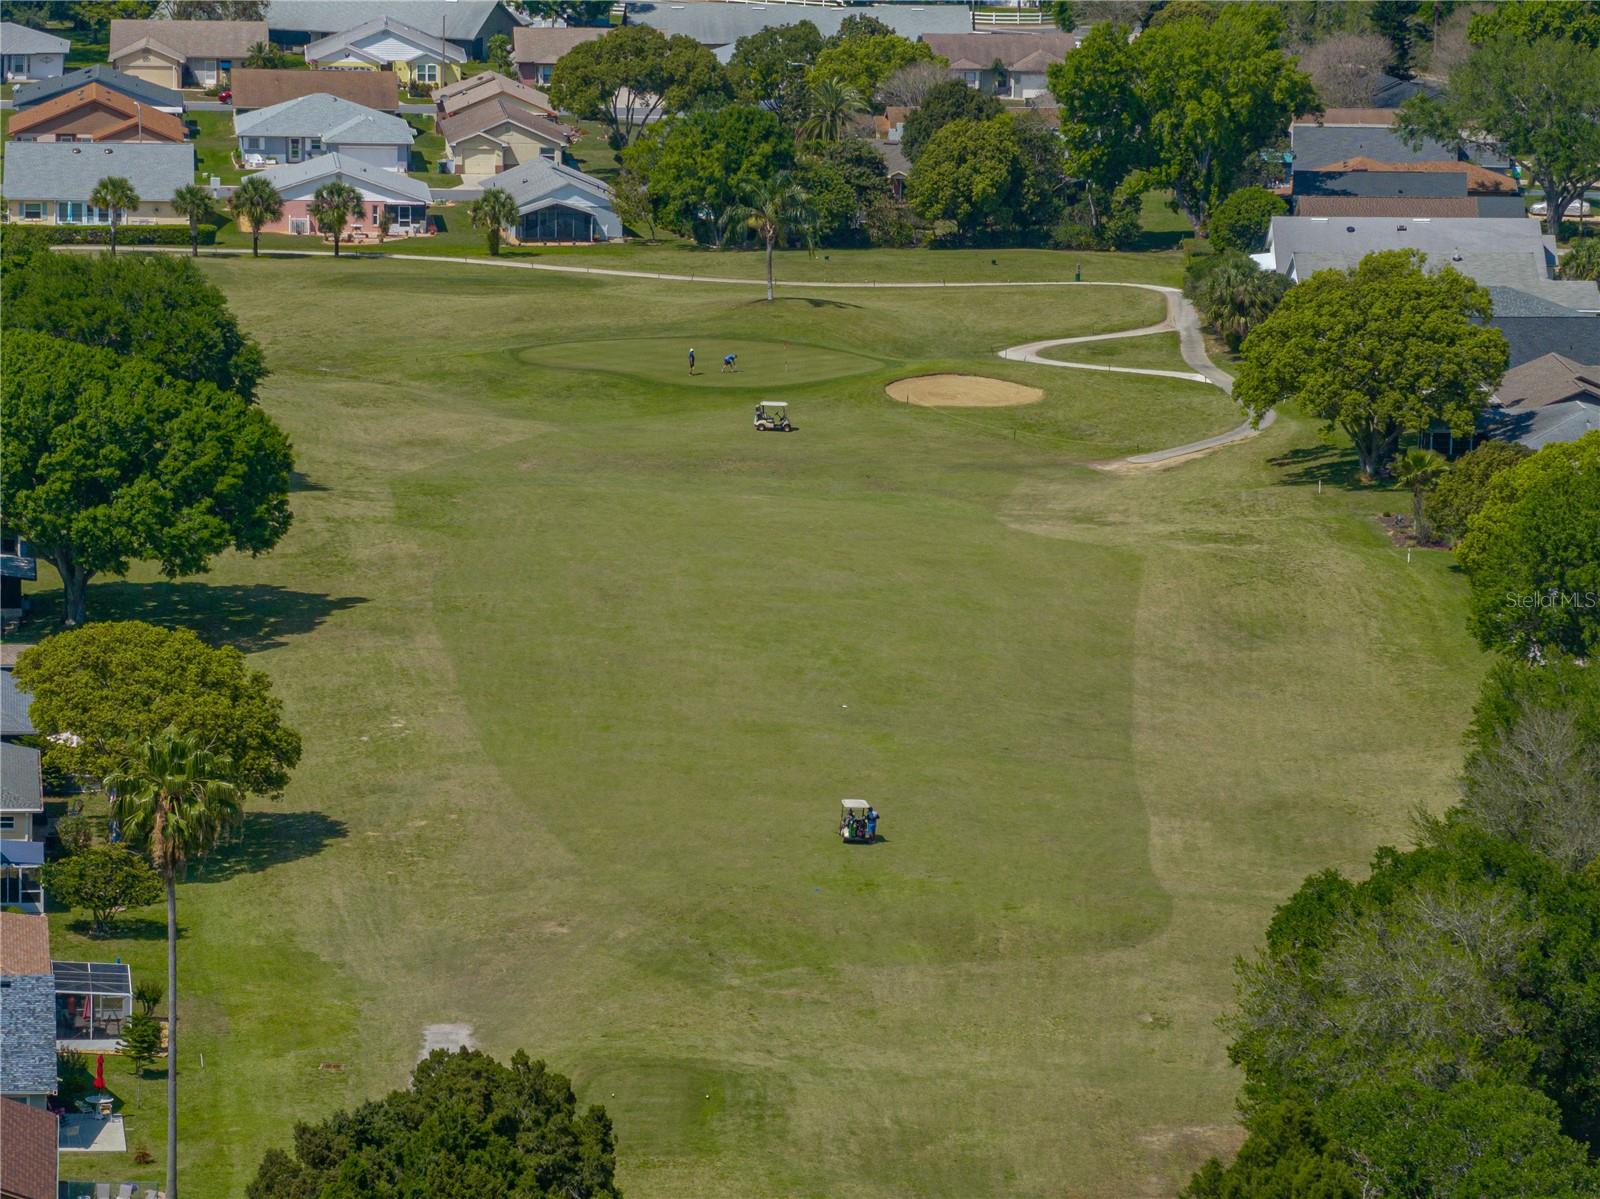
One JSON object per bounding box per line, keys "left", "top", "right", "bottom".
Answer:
{"left": 0, "top": 974, "right": 57, "bottom": 1097}
{"left": 265, "top": 1, "right": 518, "bottom": 42}
{"left": 1, "top": 672, "right": 35, "bottom": 739}
{"left": 0, "top": 21, "right": 69, "bottom": 54}
{"left": 1490, "top": 287, "right": 1594, "bottom": 320}
{"left": 495, "top": 156, "right": 610, "bottom": 210}
{"left": 251, "top": 151, "right": 433, "bottom": 201}
{"left": 109, "top": 18, "right": 267, "bottom": 59}
{"left": 1, "top": 141, "right": 196, "bottom": 202}
{"left": 0, "top": 743, "right": 42, "bottom": 813}
{"left": 234, "top": 92, "right": 414, "bottom": 144}
{"left": 625, "top": 1, "right": 973, "bottom": 47}
{"left": 1293, "top": 169, "right": 1467, "bottom": 199}
{"left": 12, "top": 66, "right": 183, "bottom": 112}
{"left": 1291, "top": 125, "right": 1457, "bottom": 171}
{"left": 303, "top": 14, "right": 467, "bottom": 62}
{"left": 1489, "top": 313, "right": 1600, "bottom": 369}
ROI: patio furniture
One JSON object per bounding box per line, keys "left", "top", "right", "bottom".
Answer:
{"left": 117, "top": 1185, "right": 136, "bottom": 1199}
{"left": 95, "top": 1185, "right": 111, "bottom": 1199}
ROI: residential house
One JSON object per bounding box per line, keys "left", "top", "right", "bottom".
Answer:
{"left": 54, "top": 961, "right": 135, "bottom": 1052}
{"left": 1484, "top": 353, "right": 1600, "bottom": 450}
{"left": 627, "top": 2, "right": 972, "bottom": 50}
{"left": 248, "top": 153, "right": 431, "bottom": 236}
{"left": 108, "top": 18, "right": 266, "bottom": 90}
{"left": 881, "top": 141, "right": 910, "bottom": 202}
{"left": 919, "top": 32, "right": 1077, "bottom": 101}
{"left": 233, "top": 92, "right": 414, "bottom": 170}
{"left": 1256, "top": 216, "right": 1600, "bottom": 313}
{"left": 1291, "top": 118, "right": 1457, "bottom": 172}
{"left": 1486, "top": 287, "right": 1600, "bottom": 369}
{"left": 231, "top": 66, "right": 399, "bottom": 113}
{"left": 435, "top": 70, "right": 554, "bottom": 119}
{"left": 493, "top": 157, "right": 619, "bottom": 242}
{"left": 0, "top": 913, "right": 58, "bottom": 1107}
{"left": 512, "top": 26, "right": 606, "bottom": 88}
{"left": 1291, "top": 158, "right": 1523, "bottom": 219}
{"left": 0, "top": 1097, "right": 57, "bottom": 1199}
{"left": 2, "top": 141, "right": 197, "bottom": 226}
{"left": 1, "top": 672, "right": 35, "bottom": 740}
{"left": 0, "top": 742, "right": 45, "bottom": 912}
{"left": 11, "top": 65, "right": 183, "bottom": 115}
{"left": 8, "top": 83, "right": 188, "bottom": 143}
{"left": 872, "top": 106, "right": 911, "bottom": 143}
{"left": 304, "top": 16, "right": 466, "bottom": 91}
{"left": 0, "top": 535, "right": 36, "bottom": 625}
{"left": 264, "top": 1, "right": 523, "bottom": 59}
{"left": 439, "top": 94, "right": 575, "bottom": 181}
{"left": 0, "top": 22, "right": 68, "bottom": 82}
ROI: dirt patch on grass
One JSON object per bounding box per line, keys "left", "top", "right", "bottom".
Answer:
{"left": 886, "top": 374, "right": 1044, "bottom": 408}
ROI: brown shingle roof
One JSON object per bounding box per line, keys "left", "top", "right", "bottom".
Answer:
{"left": 0, "top": 912, "right": 51, "bottom": 977}
{"left": 437, "top": 70, "right": 554, "bottom": 117}
{"left": 1293, "top": 196, "right": 1481, "bottom": 217}
{"left": 0, "top": 1099, "right": 57, "bottom": 1199}
{"left": 109, "top": 18, "right": 267, "bottom": 60}
{"left": 511, "top": 25, "right": 606, "bottom": 65}
{"left": 7, "top": 81, "right": 187, "bottom": 141}
{"left": 438, "top": 93, "right": 575, "bottom": 149}
{"left": 1301, "top": 107, "right": 1399, "bottom": 126}
{"left": 1315, "top": 155, "right": 1519, "bottom": 195}
{"left": 1497, "top": 353, "right": 1600, "bottom": 410}
{"left": 231, "top": 67, "right": 399, "bottom": 111}
{"left": 919, "top": 31, "right": 1077, "bottom": 72}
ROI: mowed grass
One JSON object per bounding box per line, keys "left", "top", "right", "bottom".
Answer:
{"left": 25, "top": 254, "right": 1485, "bottom": 1197}
{"left": 1038, "top": 330, "right": 1193, "bottom": 374}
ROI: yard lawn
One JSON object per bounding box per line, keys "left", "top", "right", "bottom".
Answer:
{"left": 29, "top": 252, "right": 1483, "bottom": 1198}
{"left": 405, "top": 113, "right": 459, "bottom": 188}
{"left": 1037, "top": 330, "right": 1192, "bottom": 374}
{"left": 189, "top": 109, "right": 243, "bottom": 184}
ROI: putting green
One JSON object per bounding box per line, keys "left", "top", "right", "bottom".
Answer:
{"left": 516, "top": 336, "right": 884, "bottom": 388}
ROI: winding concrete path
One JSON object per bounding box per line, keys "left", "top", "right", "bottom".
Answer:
{"left": 71, "top": 244, "right": 1267, "bottom": 467}
{"left": 998, "top": 285, "right": 1272, "bottom": 468}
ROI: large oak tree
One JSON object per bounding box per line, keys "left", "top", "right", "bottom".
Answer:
{"left": 1234, "top": 250, "right": 1507, "bottom": 479}
{"left": 550, "top": 24, "right": 729, "bottom": 150}
{"left": 1, "top": 331, "right": 293, "bottom": 625}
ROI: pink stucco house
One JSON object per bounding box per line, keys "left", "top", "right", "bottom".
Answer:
{"left": 245, "top": 153, "right": 432, "bottom": 237}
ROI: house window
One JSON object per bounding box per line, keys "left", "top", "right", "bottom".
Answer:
{"left": 20, "top": 201, "right": 44, "bottom": 220}
{"left": 963, "top": 70, "right": 979, "bottom": 86}
{"left": 416, "top": 61, "right": 440, "bottom": 84}
{"left": 309, "top": 137, "right": 323, "bottom": 154}
{"left": 0, "top": 816, "right": 14, "bottom": 831}
{"left": 243, "top": 136, "right": 263, "bottom": 151}
{"left": 538, "top": 64, "right": 553, "bottom": 84}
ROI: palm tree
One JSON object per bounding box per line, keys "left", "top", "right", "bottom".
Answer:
{"left": 105, "top": 729, "right": 242, "bottom": 1199}
{"left": 799, "top": 75, "right": 866, "bottom": 141}
{"left": 1190, "top": 256, "right": 1290, "bottom": 350}
{"left": 308, "top": 180, "right": 362, "bottom": 258}
{"left": 244, "top": 40, "right": 276, "bottom": 69}
{"left": 228, "top": 175, "right": 283, "bottom": 258}
{"left": 89, "top": 175, "right": 139, "bottom": 256}
{"left": 734, "top": 173, "right": 814, "bottom": 303}
{"left": 171, "top": 183, "right": 212, "bottom": 257}
{"left": 467, "top": 186, "right": 519, "bottom": 256}
{"left": 376, "top": 206, "right": 394, "bottom": 246}
{"left": 1392, "top": 447, "right": 1449, "bottom": 543}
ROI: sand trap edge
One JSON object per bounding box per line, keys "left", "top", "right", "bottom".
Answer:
{"left": 885, "top": 374, "right": 1045, "bottom": 408}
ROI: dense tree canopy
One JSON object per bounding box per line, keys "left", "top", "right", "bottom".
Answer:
{"left": 1400, "top": 33, "right": 1600, "bottom": 236}
{"left": 810, "top": 30, "right": 938, "bottom": 101}
{"left": 1235, "top": 251, "right": 1506, "bottom": 478}
{"left": 900, "top": 79, "right": 1003, "bottom": 162}
{"left": 622, "top": 105, "right": 793, "bottom": 246}
{"left": 1467, "top": 0, "right": 1600, "bottom": 48}
{"left": 247, "top": 1049, "right": 618, "bottom": 1199}
{"left": 550, "top": 25, "right": 729, "bottom": 149}
{"left": 1, "top": 242, "right": 266, "bottom": 398}
{"left": 1457, "top": 433, "right": 1600, "bottom": 659}
{"left": 796, "top": 138, "right": 891, "bottom": 245}
{"left": 1, "top": 332, "right": 294, "bottom": 626}
{"left": 1207, "top": 186, "right": 1287, "bottom": 254}
{"left": 906, "top": 116, "right": 1024, "bottom": 241}
{"left": 1423, "top": 440, "right": 1531, "bottom": 545}
{"left": 43, "top": 844, "right": 163, "bottom": 935}
{"left": 1183, "top": 251, "right": 1291, "bottom": 350}
{"left": 14, "top": 621, "right": 302, "bottom": 798}
{"left": 727, "top": 20, "right": 823, "bottom": 130}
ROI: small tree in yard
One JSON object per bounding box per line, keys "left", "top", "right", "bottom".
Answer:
{"left": 309, "top": 181, "right": 361, "bottom": 257}
{"left": 487, "top": 32, "right": 513, "bottom": 77}
{"left": 89, "top": 175, "right": 139, "bottom": 256}
{"left": 54, "top": 814, "right": 93, "bottom": 855}
{"left": 135, "top": 978, "right": 165, "bottom": 1017}
{"left": 1392, "top": 448, "right": 1448, "bottom": 544}
{"left": 735, "top": 173, "right": 813, "bottom": 303}
{"left": 1235, "top": 250, "right": 1508, "bottom": 479}
{"left": 120, "top": 1012, "right": 163, "bottom": 1076}
{"left": 1562, "top": 239, "right": 1600, "bottom": 281}
{"left": 1208, "top": 187, "right": 1287, "bottom": 253}
{"left": 44, "top": 845, "right": 163, "bottom": 935}
{"left": 228, "top": 175, "right": 283, "bottom": 258}
{"left": 468, "top": 186, "right": 519, "bottom": 256}
{"left": 171, "top": 183, "right": 212, "bottom": 258}
{"left": 1184, "top": 252, "right": 1291, "bottom": 350}
{"left": 1425, "top": 440, "right": 1530, "bottom": 545}
{"left": 376, "top": 206, "right": 394, "bottom": 246}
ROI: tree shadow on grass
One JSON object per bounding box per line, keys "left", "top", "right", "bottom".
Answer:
{"left": 288, "top": 470, "right": 328, "bottom": 492}
{"left": 190, "top": 809, "right": 348, "bottom": 885}
{"left": 1269, "top": 443, "right": 1370, "bottom": 490}
{"left": 33, "top": 582, "right": 368, "bottom": 653}
{"left": 1126, "top": 228, "right": 1188, "bottom": 253}
{"left": 65, "top": 916, "right": 178, "bottom": 942}
{"left": 746, "top": 296, "right": 862, "bottom": 309}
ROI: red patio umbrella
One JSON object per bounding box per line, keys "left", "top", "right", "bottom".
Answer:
{"left": 93, "top": 1053, "right": 106, "bottom": 1090}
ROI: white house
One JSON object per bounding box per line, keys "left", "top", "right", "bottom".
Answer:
{"left": 234, "top": 91, "right": 414, "bottom": 171}
{"left": 303, "top": 15, "right": 467, "bottom": 90}
{"left": 1, "top": 22, "right": 68, "bottom": 82}
{"left": 494, "top": 158, "right": 621, "bottom": 243}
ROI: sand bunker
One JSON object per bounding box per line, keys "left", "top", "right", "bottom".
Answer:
{"left": 886, "top": 374, "right": 1044, "bottom": 408}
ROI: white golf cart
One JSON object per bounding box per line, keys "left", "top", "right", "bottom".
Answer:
{"left": 754, "top": 401, "right": 794, "bottom": 432}
{"left": 839, "top": 798, "right": 879, "bottom": 843}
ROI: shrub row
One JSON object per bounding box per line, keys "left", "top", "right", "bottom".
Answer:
{"left": 15, "top": 224, "right": 218, "bottom": 246}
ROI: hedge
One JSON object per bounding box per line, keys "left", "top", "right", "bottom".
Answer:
{"left": 16, "top": 224, "right": 218, "bottom": 246}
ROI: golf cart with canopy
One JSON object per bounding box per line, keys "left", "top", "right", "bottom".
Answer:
{"left": 754, "top": 402, "right": 794, "bottom": 432}
{"left": 839, "top": 798, "right": 879, "bottom": 843}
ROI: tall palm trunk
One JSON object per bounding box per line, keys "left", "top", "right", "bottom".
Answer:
{"left": 765, "top": 228, "right": 776, "bottom": 302}
{"left": 109, "top": 218, "right": 119, "bottom": 257}
{"left": 189, "top": 220, "right": 199, "bottom": 257}
{"left": 251, "top": 228, "right": 261, "bottom": 259}
{"left": 165, "top": 870, "right": 178, "bottom": 1199}
{"left": 1412, "top": 486, "right": 1428, "bottom": 544}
